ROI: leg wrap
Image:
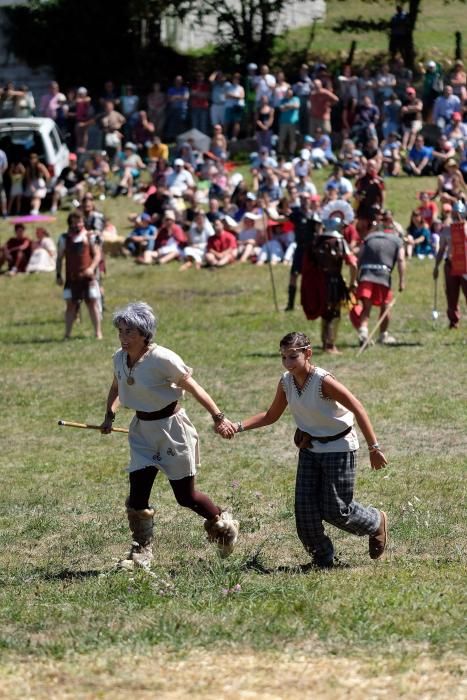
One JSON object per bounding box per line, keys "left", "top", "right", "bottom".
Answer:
{"left": 204, "top": 510, "right": 239, "bottom": 558}
{"left": 120, "top": 499, "right": 155, "bottom": 570}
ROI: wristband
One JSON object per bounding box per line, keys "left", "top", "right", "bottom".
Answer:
{"left": 236, "top": 421, "right": 245, "bottom": 433}
{"left": 368, "top": 443, "right": 380, "bottom": 452}
{"left": 212, "top": 412, "right": 225, "bottom": 424}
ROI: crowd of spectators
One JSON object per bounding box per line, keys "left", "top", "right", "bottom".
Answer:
{"left": 0, "top": 54, "right": 466, "bottom": 278}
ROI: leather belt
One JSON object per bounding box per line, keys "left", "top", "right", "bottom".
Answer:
{"left": 136, "top": 401, "right": 180, "bottom": 421}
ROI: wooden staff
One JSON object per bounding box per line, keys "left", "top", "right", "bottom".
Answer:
{"left": 58, "top": 420, "right": 129, "bottom": 434}
{"left": 356, "top": 298, "right": 396, "bottom": 356}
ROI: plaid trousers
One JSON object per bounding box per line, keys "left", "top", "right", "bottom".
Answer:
{"left": 294, "top": 449, "right": 380, "bottom": 565}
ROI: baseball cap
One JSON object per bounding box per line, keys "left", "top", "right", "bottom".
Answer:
{"left": 139, "top": 212, "right": 152, "bottom": 222}
{"left": 164, "top": 209, "right": 176, "bottom": 221}
{"left": 304, "top": 135, "right": 315, "bottom": 144}
{"left": 124, "top": 142, "right": 137, "bottom": 150}
{"left": 247, "top": 63, "right": 258, "bottom": 71}
{"left": 77, "top": 86, "right": 87, "bottom": 95}
{"left": 246, "top": 192, "right": 257, "bottom": 201}
{"left": 68, "top": 152, "right": 77, "bottom": 161}
{"left": 406, "top": 87, "right": 416, "bottom": 95}
{"left": 426, "top": 60, "right": 436, "bottom": 69}
{"left": 452, "top": 112, "right": 462, "bottom": 120}
{"left": 174, "top": 158, "right": 185, "bottom": 167}
{"left": 310, "top": 194, "right": 321, "bottom": 202}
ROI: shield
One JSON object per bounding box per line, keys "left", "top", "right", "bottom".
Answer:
{"left": 176, "top": 128, "right": 211, "bottom": 153}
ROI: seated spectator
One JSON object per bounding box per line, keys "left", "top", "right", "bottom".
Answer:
{"left": 114, "top": 142, "right": 145, "bottom": 197}
{"left": 338, "top": 139, "right": 363, "bottom": 177}
{"left": 146, "top": 209, "right": 187, "bottom": 265}
{"left": 381, "top": 131, "right": 401, "bottom": 176}
{"left": 258, "top": 169, "right": 282, "bottom": 203}
{"left": 325, "top": 164, "right": 353, "bottom": 200}
{"left": 0, "top": 223, "right": 32, "bottom": 275}
{"left": 351, "top": 95, "right": 380, "bottom": 146}
{"left": 210, "top": 124, "right": 228, "bottom": 159}
{"left": 400, "top": 87, "right": 423, "bottom": 151}
{"left": 417, "top": 191, "right": 438, "bottom": 228}
{"left": 180, "top": 210, "right": 214, "bottom": 270}
{"left": 431, "top": 135, "right": 456, "bottom": 175}
{"left": 25, "top": 227, "right": 57, "bottom": 273}
{"left": 51, "top": 153, "right": 86, "bottom": 213}
{"left": 404, "top": 135, "right": 433, "bottom": 176}
{"left": 431, "top": 158, "right": 466, "bottom": 204}
{"left": 124, "top": 213, "right": 157, "bottom": 258}
{"left": 312, "top": 127, "right": 336, "bottom": 165}
{"left": 445, "top": 112, "right": 467, "bottom": 146}
{"left": 382, "top": 91, "right": 402, "bottom": 138}
{"left": 296, "top": 173, "right": 317, "bottom": 198}
{"left": 406, "top": 210, "right": 433, "bottom": 258}
{"left": 102, "top": 215, "right": 125, "bottom": 257}
{"left": 205, "top": 216, "right": 238, "bottom": 267}
{"left": 432, "top": 85, "right": 461, "bottom": 130}
{"left": 147, "top": 135, "right": 169, "bottom": 165}
{"left": 237, "top": 212, "right": 260, "bottom": 263}
{"left": 85, "top": 151, "right": 110, "bottom": 199}
{"left": 293, "top": 149, "right": 312, "bottom": 179}
{"left": 448, "top": 60, "right": 467, "bottom": 102}
{"left": 362, "top": 137, "right": 383, "bottom": 172}
{"left": 167, "top": 158, "right": 195, "bottom": 195}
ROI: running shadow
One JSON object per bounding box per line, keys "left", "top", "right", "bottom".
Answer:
{"left": 42, "top": 569, "right": 103, "bottom": 581}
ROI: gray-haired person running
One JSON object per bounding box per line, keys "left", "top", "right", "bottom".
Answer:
{"left": 100, "top": 301, "right": 239, "bottom": 569}
{"left": 229, "top": 331, "right": 388, "bottom": 569}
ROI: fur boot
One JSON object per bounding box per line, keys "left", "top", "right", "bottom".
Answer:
{"left": 119, "top": 502, "right": 155, "bottom": 571}
{"left": 204, "top": 510, "right": 239, "bottom": 558}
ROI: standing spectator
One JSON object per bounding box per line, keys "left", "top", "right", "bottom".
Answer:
{"left": 254, "top": 64, "right": 276, "bottom": 106}
{"left": 400, "top": 87, "right": 423, "bottom": 151}
{"left": 293, "top": 64, "right": 313, "bottom": 136}
{"left": 382, "top": 92, "right": 402, "bottom": 139}
{"left": 448, "top": 60, "right": 467, "bottom": 102}
{"left": 255, "top": 95, "right": 275, "bottom": 152}
{"left": 165, "top": 76, "right": 189, "bottom": 141}
{"left": 337, "top": 63, "right": 358, "bottom": 139}
{"left": 422, "top": 60, "right": 444, "bottom": 120}
{"left": 114, "top": 142, "right": 145, "bottom": 197}
{"left": 0, "top": 223, "right": 32, "bottom": 275}
{"left": 278, "top": 86, "right": 300, "bottom": 157}
{"left": 74, "top": 87, "right": 94, "bottom": 152}
{"left": 389, "top": 5, "right": 410, "bottom": 62}
{"left": 0, "top": 146, "right": 8, "bottom": 217}
{"left": 357, "top": 68, "right": 376, "bottom": 104}
{"left": 391, "top": 56, "right": 413, "bottom": 100}
{"left": 120, "top": 84, "right": 140, "bottom": 137}
{"left": 223, "top": 73, "right": 245, "bottom": 140}
{"left": 244, "top": 63, "right": 258, "bottom": 135}
{"left": 15, "top": 84, "right": 35, "bottom": 117}
{"left": 98, "top": 100, "right": 126, "bottom": 163}
{"left": 24, "top": 152, "right": 50, "bottom": 215}
{"left": 56, "top": 212, "right": 102, "bottom": 340}
{"left": 0, "top": 82, "right": 23, "bottom": 117}
{"left": 190, "top": 72, "right": 210, "bottom": 134}
{"left": 352, "top": 95, "right": 380, "bottom": 146}
{"left": 285, "top": 193, "right": 321, "bottom": 311}
{"left": 209, "top": 71, "right": 226, "bottom": 129}
{"left": 272, "top": 70, "right": 290, "bottom": 112}
{"left": 375, "top": 64, "right": 397, "bottom": 108}
{"left": 99, "top": 80, "right": 119, "bottom": 109}
{"left": 432, "top": 85, "right": 461, "bottom": 130}
{"left": 39, "top": 81, "right": 65, "bottom": 119}
{"left": 309, "top": 79, "right": 339, "bottom": 136}
{"left": 132, "top": 110, "right": 155, "bottom": 156}
{"left": 146, "top": 82, "right": 166, "bottom": 136}
{"left": 7, "top": 161, "right": 25, "bottom": 214}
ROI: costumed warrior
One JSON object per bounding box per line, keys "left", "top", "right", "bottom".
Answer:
{"left": 228, "top": 332, "right": 388, "bottom": 569}
{"left": 285, "top": 192, "right": 321, "bottom": 311}
{"left": 301, "top": 217, "right": 357, "bottom": 354}
{"left": 433, "top": 200, "right": 467, "bottom": 328}
{"left": 350, "top": 211, "right": 405, "bottom": 346}
{"left": 100, "top": 302, "right": 239, "bottom": 570}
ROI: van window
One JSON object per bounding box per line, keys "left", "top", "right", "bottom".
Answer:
{"left": 50, "top": 126, "right": 61, "bottom": 154}
{"left": 0, "top": 129, "right": 45, "bottom": 163}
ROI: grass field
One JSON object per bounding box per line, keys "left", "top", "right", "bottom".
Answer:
{"left": 0, "top": 165, "right": 466, "bottom": 699}
{"left": 274, "top": 0, "right": 467, "bottom": 66}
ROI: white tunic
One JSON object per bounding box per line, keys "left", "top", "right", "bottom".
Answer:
{"left": 281, "top": 366, "right": 359, "bottom": 453}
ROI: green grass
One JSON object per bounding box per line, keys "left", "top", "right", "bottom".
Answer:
{"left": 0, "top": 170, "right": 466, "bottom": 697}
{"left": 273, "top": 0, "right": 466, "bottom": 66}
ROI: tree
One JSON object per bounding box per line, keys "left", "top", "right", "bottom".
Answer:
{"left": 192, "top": 0, "right": 287, "bottom": 65}
{"left": 331, "top": 0, "right": 465, "bottom": 69}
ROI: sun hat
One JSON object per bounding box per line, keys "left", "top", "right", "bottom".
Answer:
{"left": 174, "top": 158, "right": 185, "bottom": 166}
{"left": 124, "top": 142, "right": 137, "bottom": 150}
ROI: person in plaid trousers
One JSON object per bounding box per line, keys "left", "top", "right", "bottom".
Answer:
{"left": 231, "top": 331, "right": 388, "bottom": 568}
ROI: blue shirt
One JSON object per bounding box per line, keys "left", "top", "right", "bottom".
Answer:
{"left": 409, "top": 145, "right": 432, "bottom": 165}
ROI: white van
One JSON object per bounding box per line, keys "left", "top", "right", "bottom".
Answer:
{"left": 0, "top": 117, "right": 69, "bottom": 184}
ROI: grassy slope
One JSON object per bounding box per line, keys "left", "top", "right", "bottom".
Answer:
{"left": 0, "top": 164, "right": 466, "bottom": 697}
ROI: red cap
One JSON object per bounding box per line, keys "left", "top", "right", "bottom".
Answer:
{"left": 69, "top": 153, "right": 77, "bottom": 161}
{"left": 406, "top": 87, "right": 416, "bottom": 95}
{"left": 452, "top": 112, "right": 461, "bottom": 120}
{"left": 310, "top": 194, "right": 321, "bottom": 202}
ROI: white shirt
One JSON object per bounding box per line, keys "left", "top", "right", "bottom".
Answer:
{"left": 114, "top": 344, "right": 192, "bottom": 412}
{"left": 281, "top": 367, "right": 359, "bottom": 453}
